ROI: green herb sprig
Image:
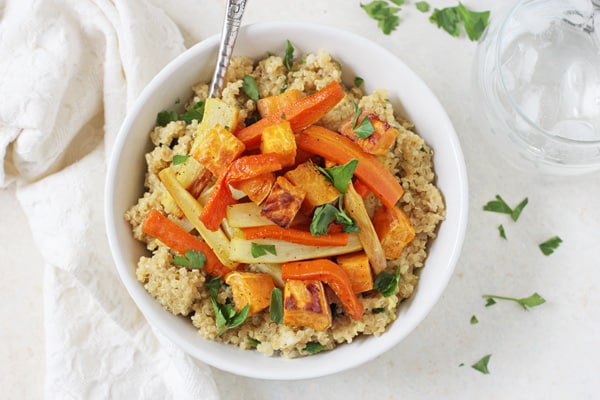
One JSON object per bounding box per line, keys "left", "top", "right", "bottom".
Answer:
{"left": 172, "top": 250, "right": 206, "bottom": 269}
{"left": 539, "top": 236, "right": 562, "bottom": 256}
{"left": 471, "top": 354, "right": 492, "bottom": 374}
{"left": 206, "top": 277, "right": 250, "bottom": 336}
{"left": 482, "top": 292, "right": 546, "bottom": 310}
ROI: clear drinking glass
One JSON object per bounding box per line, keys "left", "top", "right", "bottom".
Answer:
{"left": 473, "top": 0, "right": 600, "bottom": 175}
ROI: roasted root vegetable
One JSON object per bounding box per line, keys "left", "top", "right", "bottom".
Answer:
{"left": 372, "top": 205, "right": 416, "bottom": 259}
{"left": 230, "top": 172, "right": 275, "bottom": 205}
{"left": 228, "top": 234, "right": 362, "bottom": 264}
{"left": 257, "top": 89, "right": 303, "bottom": 118}
{"left": 282, "top": 259, "right": 364, "bottom": 320}
{"left": 225, "top": 271, "right": 275, "bottom": 316}
{"left": 260, "top": 176, "right": 306, "bottom": 228}
{"left": 260, "top": 120, "right": 297, "bottom": 167}
{"left": 241, "top": 225, "right": 350, "bottom": 247}
{"left": 336, "top": 252, "right": 374, "bottom": 293}
{"left": 225, "top": 202, "right": 276, "bottom": 228}
{"left": 283, "top": 279, "right": 332, "bottom": 331}
{"left": 158, "top": 167, "right": 238, "bottom": 268}
{"left": 284, "top": 162, "right": 340, "bottom": 215}
{"left": 344, "top": 182, "right": 387, "bottom": 274}
{"left": 191, "top": 98, "right": 240, "bottom": 155}
{"left": 236, "top": 81, "right": 345, "bottom": 148}
{"left": 296, "top": 125, "right": 404, "bottom": 209}
{"left": 338, "top": 112, "right": 399, "bottom": 155}
{"left": 141, "top": 209, "right": 233, "bottom": 277}
{"left": 192, "top": 123, "right": 246, "bottom": 178}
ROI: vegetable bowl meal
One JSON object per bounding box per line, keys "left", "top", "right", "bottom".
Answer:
{"left": 124, "top": 41, "right": 445, "bottom": 358}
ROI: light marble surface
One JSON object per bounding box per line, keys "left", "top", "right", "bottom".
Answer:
{"left": 2, "top": 0, "right": 600, "bottom": 398}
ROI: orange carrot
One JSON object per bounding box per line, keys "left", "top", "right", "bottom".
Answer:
{"left": 199, "top": 153, "right": 283, "bottom": 231}
{"left": 257, "top": 89, "right": 303, "bottom": 118}
{"left": 236, "top": 81, "right": 345, "bottom": 149}
{"left": 141, "top": 209, "right": 233, "bottom": 277}
{"left": 281, "top": 259, "right": 364, "bottom": 320}
{"left": 241, "top": 225, "right": 350, "bottom": 246}
{"left": 296, "top": 125, "right": 404, "bottom": 208}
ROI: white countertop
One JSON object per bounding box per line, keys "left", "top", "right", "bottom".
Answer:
{"left": 2, "top": 0, "right": 599, "bottom": 398}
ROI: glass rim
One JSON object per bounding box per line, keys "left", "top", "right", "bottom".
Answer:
{"left": 496, "top": 0, "right": 600, "bottom": 146}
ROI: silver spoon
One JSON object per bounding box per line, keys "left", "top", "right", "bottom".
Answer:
{"left": 208, "top": 0, "right": 249, "bottom": 98}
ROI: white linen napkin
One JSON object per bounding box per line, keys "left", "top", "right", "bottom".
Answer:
{"left": 0, "top": 0, "right": 220, "bottom": 398}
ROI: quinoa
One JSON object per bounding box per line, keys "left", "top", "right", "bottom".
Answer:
{"left": 125, "top": 49, "right": 445, "bottom": 358}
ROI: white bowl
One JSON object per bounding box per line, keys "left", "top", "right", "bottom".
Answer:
{"left": 105, "top": 21, "right": 468, "bottom": 380}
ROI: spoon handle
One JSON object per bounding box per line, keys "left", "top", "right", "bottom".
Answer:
{"left": 208, "top": 0, "right": 249, "bottom": 98}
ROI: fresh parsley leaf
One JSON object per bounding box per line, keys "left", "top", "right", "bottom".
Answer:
{"left": 304, "top": 342, "right": 325, "bottom": 354}
{"left": 315, "top": 159, "right": 358, "bottom": 194}
{"left": 156, "top": 110, "right": 178, "bottom": 127}
{"left": 415, "top": 1, "right": 429, "bottom": 12}
{"left": 242, "top": 74, "right": 260, "bottom": 102}
{"left": 180, "top": 101, "right": 206, "bottom": 124}
{"left": 539, "top": 236, "right": 562, "bottom": 256}
{"left": 172, "top": 250, "right": 206, "bottom": 269}
{"left": 430, "top": 6, "right": 461, "bottom": 37}
{"left": 482, "top": 292, "right": 546, "bottom": 310}
{"left": 374, "top": 268, "right": 401, "bottom": 297}
{"left": 483, "top": 195, "right": 528, "bottom": 222}
{"left": 208, "top": 280, "right": 250, "bottom": 336}
{"left": 310, "top": 201, "right": 359, "bottom": 236}
{"left": 389, "top": 0, "right": 404, "bottom": 4}
{"left": 457, "top": 3, "right": 490, "bottom": 41}
{"left": 498, "top": 224, "right": 507, "bottom": 240}
{"left": 471, "top": 354, "right": 492, "bottom": 374}
{"left": 354, "top": 115, "right": 375, "bottom": 138}
{"left": 226, "top": 304, "right": 250, "bottom": 331}
{"left": 484, "top": 298, "right": 496, "bottom": 307}
{"left": 284, "top": 40, "right": 296, "bottom": 71}
{"left": 372, "top": 307, "right": 385, "bottom": 314}
{"left": 361, "top": 0, "right": 401, "bottom": 35}
{"left": 172, "top": 154, "right": 189, "bottom": 166}
{"left": 251, "top": 242, "right": 277, "bottom": 258}
{"left": 280, "top": 76, "right": 289, "bottom": 94}
{"left": 470, "top": 315, "right": 479, "bottom": 325}
{"left": 270, "top": 287, "right": 283, "bottom": 324}
{"left": 247, "top": 336, "right": 261, "bottom": 349}
{"left": 354, "top": 76, "right": 364, "bottom": 88}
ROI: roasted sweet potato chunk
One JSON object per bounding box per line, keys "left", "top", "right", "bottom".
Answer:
{"left": 338, "top": 112, "right": 399, "bottom": 155}
{"left": 191, "top": 98, "right": 240, "bottom": 154}
{"left": 261, "top": 176, "right": 305, "bottom": 227}
{"left": 225, "top": 271, "right": 275, "bottom": 316}
{"left": 192, "top": 123, "right": 246, "bottom": 177}
{"left": 260, "top": 120, "right": 297, "bottom": 167}
{"left": 283, "top": 279, "right": 332, "bottom": 331}
{"left": 284, "top": 162, "right": 339, "bottom": 214}
{"left": 372, "top": 205, "right": 416, "bottom": 259}
{"left": 336, "top": 252, "right": 374, "bottom": 293}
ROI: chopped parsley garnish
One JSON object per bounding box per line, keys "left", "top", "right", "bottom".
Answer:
{"left": 471, "top": 354, "right": 492, "bottom": 374}
{"left": 470, "top": 315, "right": 479, "bottom": 324}
{"left": 498, "top": 224, "right": 507, "bottom": 240}
{"left": 483, "top": 195, "right": 528, "bottom": 222}
{"left": 354, "top": 76, "right": 364, "bottom": 88}
{"left": 251, "top": 242, "right": 277, "bottom": 258}
{"left": 206, "top": 277, "right": 250, "bottom": 336}
{"left": 304, "top": 342, "right": 325, "bottom": 354}
{"left": 247, "top": 336, "right": 261, "bottom": 349}
{"left": 372, "top": 307, "right": 385, "bottom": 314}
{"left": 310, "top": 201, "right": 359, "bottom": 236}
{"left": 242, "top": 74, "right": 260, "bottom": 102}
{"left": 415, "top": 1, "right": 430, "bottom": 12}
{"left": 172, "top": 250, "right": 206, "bottom": 269}
{"left": 430, "top": 3, "right": 490, "bottom": 41}
{"left": 315, "top": 159, "right": 358, "bottom": 194}
{"left": 172, "top": 154, "right": 190, "bottom": 166}
{"left": 482, "top": 292, "right": 546, "bottom": 310}
{"left": 374, "top": 268, "right": 401, "bottom": 297}
{"left": 284, "top": 39, "right": 296, "bottom": 71}
{"left": 350, "top": 103, "right": 375, "bottom": 138}
{"left": 179, "top": 101, "right": 205, "bottom": 124}
{"left": 156, "top": 110, "right": 178, "bottom": 127}
{"left": 360, "top": 0, "right": 401, "bottom": 35}
{"left": 269, "top": 287, "right": 283, "bottom": 324}
{"left": 539, "top": 236, "right": 562, "bottom": 256}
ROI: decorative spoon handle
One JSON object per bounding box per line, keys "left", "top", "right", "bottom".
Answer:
{"left": 208, "top": 0, "right": 248, "bottom": 98}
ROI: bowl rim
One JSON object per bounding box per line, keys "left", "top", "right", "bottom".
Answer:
{"left": 104, "top": 20, "right": 469, "bottom": 380}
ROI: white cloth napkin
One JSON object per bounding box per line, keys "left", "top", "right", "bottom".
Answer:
{"left": 0, "top": 0, "right": 220, "bottom": 398}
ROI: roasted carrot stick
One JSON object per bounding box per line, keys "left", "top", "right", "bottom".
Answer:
{"left": 141, "top": 209, "right": 233, "bottom": 277}
{"left": 281, "top": 259, "right": 364, "bottom": 320}
{"left": 241, "top": 225, "right": 350, "bottom": 247}
{"left": 236, "top": 81, "right": 345, "bottom": 149}
{"left": 296, "top": 125, "right": 404, "bottom": 208}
